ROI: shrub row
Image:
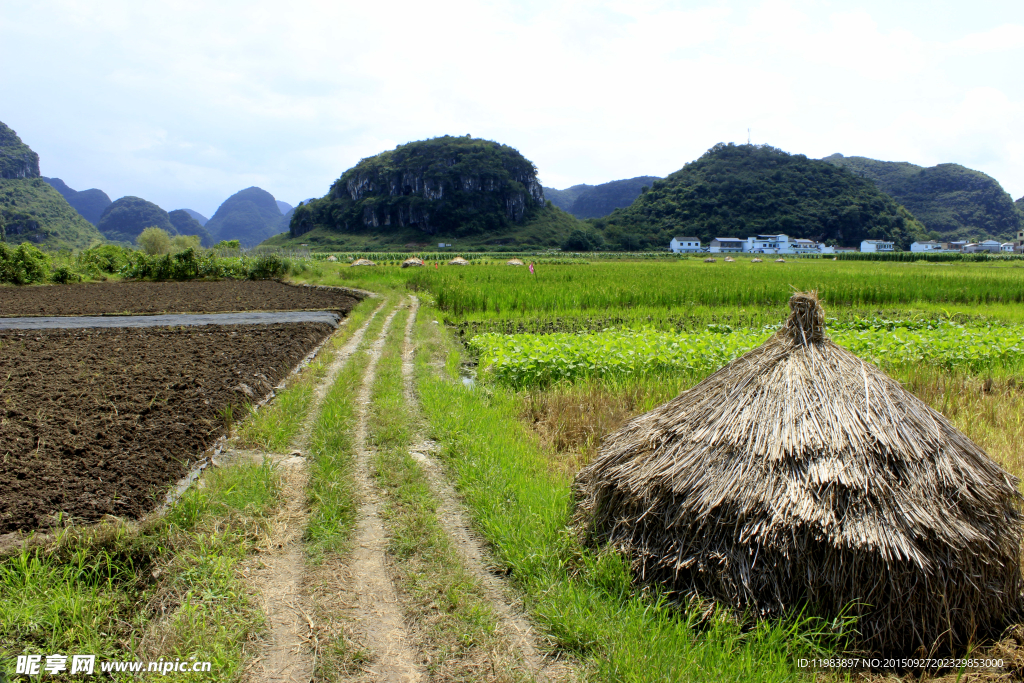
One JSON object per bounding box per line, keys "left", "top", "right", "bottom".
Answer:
{"left": 0, "top": 242, "right": 290, "bottom": 285}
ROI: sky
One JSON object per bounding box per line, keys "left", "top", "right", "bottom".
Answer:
{"left": 2, "top": 0, "right": 1023, "bottom": 217}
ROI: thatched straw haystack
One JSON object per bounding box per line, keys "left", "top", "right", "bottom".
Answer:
{"left": 750, "top": 258, "right": 763, "bottom": 263}
{"left": 351, "top": 258, "right": 376, "bottom": 267}
{"left": 724, "top": 257, "right": 735, "bottom": 262}
{"left": 775, "top": 258, "right": 786, "bottom": 263}
{"left": 574, "top": 292, "right": 1023, "bottom": 652}
{"left": 507, "top": 258, "right": 525, "bottom": 266}
{"left": 326, "top": 255, "right": 338, "bottom": 262}
{"left": 704, "top": 258, "right": 716, "bottom": 263}
{"left": 401, "top": 257, "right": 425, "bottom": 268}
{"left": 448, "top": 256, "right": 470, "bottom": 266}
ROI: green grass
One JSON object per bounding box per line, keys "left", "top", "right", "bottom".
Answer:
{"left": 0, "top": 457, "right": 281, "bottom": 680}
{"left": 303, "top": 355, "right": 363, "bottom": 560}
{"left": 237, "top": 374, "right": 317, "bottom": 452}
{"left": 366, "top": 305, "right": 520, "bottom": 679}
{"left": 413, "top": 305, "right": 841, "bottom": 682}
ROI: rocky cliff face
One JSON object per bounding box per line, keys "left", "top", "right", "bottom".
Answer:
{"left": 293, "top": 136, "right": 545, "bottom": 238}
{"left": 0, "top": 122, "right": 40, "bottom": 180}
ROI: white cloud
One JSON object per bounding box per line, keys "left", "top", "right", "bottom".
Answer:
{"left": 2, "top": 0, "right": 1023, "bottom": 214}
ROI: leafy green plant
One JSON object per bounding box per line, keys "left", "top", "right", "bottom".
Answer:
{"left": 49, "top": 265, "right": 81, "bottom": 283}
{"left": 470, "top": 322, "right": 1024, "bottom": 388}
{"left": 0, "top": 242, "right": 50, "bottom": 284}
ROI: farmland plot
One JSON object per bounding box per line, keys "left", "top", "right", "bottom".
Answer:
{"left": 0, "top": 279, "right": 360, "bottom": 317}
{"left": 0, "top": 322, "right": 334, "bottom": 533}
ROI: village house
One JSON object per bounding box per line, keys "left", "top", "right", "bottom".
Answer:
{"left": 745, "top": 234, "right": 791, "bottom": 253}
{"left": 709, "top": 238, "right": 744, "bottom": 253}
{"left": 669, "top": 236, "right": 702, "bottom": 253}
{"left": 1001, "top": 243, "right": 1015, "bottom": 253}
{"left": 860, "top": 239, "right": 894, "bottom": 253}
{"left": 965, "top": 240, "right": 1004, "bottom": 254}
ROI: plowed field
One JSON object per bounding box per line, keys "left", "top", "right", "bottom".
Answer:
{"left": 0, "top": 280, "right": 360, "bottom": 317}
{"left": 0, "top": 322, "right": 334, "bottom": 533}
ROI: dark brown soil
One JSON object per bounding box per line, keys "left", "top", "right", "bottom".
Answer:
{"left": 0, "top": 280, "right": 361, "bottom": 317}
{"left": 0, "top": 323, "right": 334, "bottom": 533}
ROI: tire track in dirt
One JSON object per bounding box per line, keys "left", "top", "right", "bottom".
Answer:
{"left": 401, "top": 296, "right": 572, "bottom": 682}
{"left": 340, "top": 299, "right": 424, "bottom": 682}
{"left": 246, "top": 301, "right": 386, "bottom": 683}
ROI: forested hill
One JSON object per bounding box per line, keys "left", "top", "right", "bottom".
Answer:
{"left": 592, "top": 143, "right": 925, "bottom": 250}
{"left": 42, "top": 177, "right": 112, "bottom": 225}
{"left": 823, "top": 154, "right": 1022, "bottom": 242}
{"left": 290, "top": 136, "right": 546, "bottom": 239}
{"left": 205, "top": 187, "right": 287, "bottom": 248}
{"left": 0, "top": 121, "right": 102, "bottom": 249}
{"left": 545, "top": 184, "right": 592, "bottom": 211}
{"left": 546, "top": 176, "right": 662, "bottom": 219}
{"left": 570, "top": 176, "right": 661, "bottom": 218}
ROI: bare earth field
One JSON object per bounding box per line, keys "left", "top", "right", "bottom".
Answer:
{"left": 0, "top": 322, "right": 334, "bottom": 534}
{"left": 0, "top": 280, "right": 360, "bottom": 317}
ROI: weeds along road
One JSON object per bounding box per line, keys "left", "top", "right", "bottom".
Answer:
{"left": 231, "top": 294, "right": 565, "bottom": 683}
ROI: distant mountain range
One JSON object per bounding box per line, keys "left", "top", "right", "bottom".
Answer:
{"left": 7, "top": 116, "right": 1023, "bottom": 252}
{"left": 36, "top": 175, "right": 291, "bottom": 248}
{"left": 822, "top": 154, "right": 1022, "bottom": 242}
{"left": 545, "top": 176, "right": 661, "bottom": 219}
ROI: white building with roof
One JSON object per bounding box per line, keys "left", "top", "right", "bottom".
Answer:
{"left": 709, "top": 238, "right": 744, "bottom": 253}
{"left": 744, "top": 234, "right": 792, "bottom": 254}
{"left": 965, "top": 240, "right": 1003, "bottom": 254}
{"left": 860, "top": 239, "right": 894, "bottom": 253}
{"left": 669, "top": 237, "right": 702, "bottom": 253}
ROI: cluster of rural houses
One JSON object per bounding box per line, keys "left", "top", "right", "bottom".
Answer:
{"left": 669, "top": 233, "right": 1024, "bottom": 255}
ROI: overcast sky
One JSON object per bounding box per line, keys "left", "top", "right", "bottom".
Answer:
{"left": 3, "top": 0, "right": 1022, "bottom": 217}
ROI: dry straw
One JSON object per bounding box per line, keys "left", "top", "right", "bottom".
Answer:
{"left": 574, "top": 292, "right": 1023, "bottom": 653}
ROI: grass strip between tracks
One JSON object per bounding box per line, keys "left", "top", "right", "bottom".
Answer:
{"left": 237, "top": 295, "right": 380, "bottom": 452}
{"left": 368, "top": 304, "right": 525, "bottom": 681}
{"left": 413, "top": 302, "right": 841, "bottom": 683}
{"left": 302, "top": 296, "right": 396, "bottom": 680}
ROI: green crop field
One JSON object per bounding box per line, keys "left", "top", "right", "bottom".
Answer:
{"left": 469, "top": 321, "right": 1024, "bottom": 388}
{"left": 406, "top": 260, "right": 1024, "bottom": 315}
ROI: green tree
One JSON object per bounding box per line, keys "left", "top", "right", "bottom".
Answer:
{"left": 171, "top": 234, "right": 201, "bottom": 252}
{"left": 137, "top": 226, "right": 172, "bottom": 255}
{"left": 562, "top": 228, "right": 605, "bottom": 251}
